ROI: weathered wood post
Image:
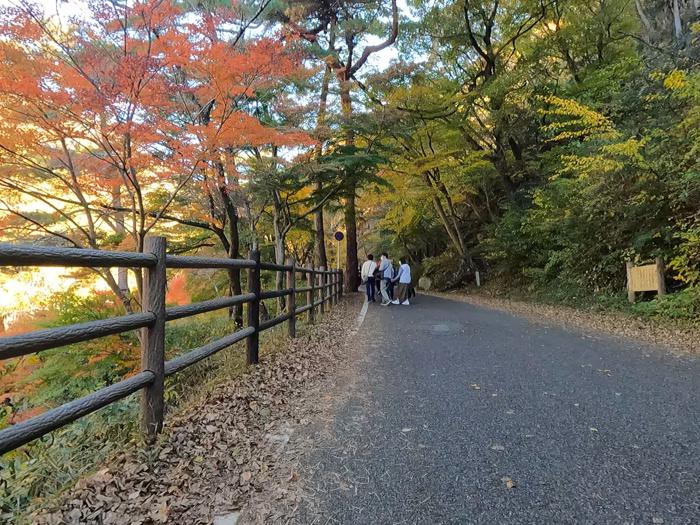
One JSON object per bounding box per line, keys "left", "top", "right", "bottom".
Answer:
{"left": 626, "top": 261, "right": 636, "bottom": 303}
{"left": 307, "top": 265, "right": 315, "bottom": 324}
{"left": 656, "top": 257, "right": 666, "bottom": 297}
{"left": 286, "top": 258, "right": 296, "bottom": 338}
{"left": 140, "top": 236, "right": 167, "bottom": 440}
{"left": 318, "top": 266, "right": 326, "bottom": 314}
{"left": 339, "top": 269, "right": 344, "bottom": 297}
{"left": 247, "top": 250, "right": 261, "bottom": 365}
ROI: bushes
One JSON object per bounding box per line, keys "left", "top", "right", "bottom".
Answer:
{"left": 421, "top": 250, "right": 463, "bottom": 290}
{"left": 631, "top": 287, "right": 700, "bottom": 320}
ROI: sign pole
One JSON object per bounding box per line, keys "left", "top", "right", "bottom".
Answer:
{"left": 333, "top": 231, "right": 344, "bottom": 271}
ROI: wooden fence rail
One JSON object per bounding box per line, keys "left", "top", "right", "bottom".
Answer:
{"left": 0, "top": 237, "right": 344, "bottom": 454}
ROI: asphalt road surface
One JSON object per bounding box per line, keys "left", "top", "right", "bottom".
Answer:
{"left": 297, "top": 294, "right": 699, "bottom": 524}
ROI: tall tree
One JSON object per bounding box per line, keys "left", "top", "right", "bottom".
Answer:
{"left": 279, "top": 0, "right": 400, "bottom": 289}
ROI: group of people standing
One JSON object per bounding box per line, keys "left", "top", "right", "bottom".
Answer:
{"left": 360, "top": 253, "right": 413, "bottom": 306}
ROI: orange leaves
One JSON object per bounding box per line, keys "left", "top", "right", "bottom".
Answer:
{"left": 195, "top": 37, "right": 302, "bottom": 96}
{"left": 192, "top": 110, "right": 313, "bottom": 151}
{"left": 166, "top": 273, "right": 191, "bottom": 306}
{"left": 10, "top": 405, "right": 45, "bottom": 424}
{"left": 0, "top": 0, "right": 313, "bottom": 256}
{"left": 0, "top": 0, "right": 312, "bottom": 157}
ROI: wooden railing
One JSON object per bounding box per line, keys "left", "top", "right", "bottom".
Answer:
{"left": 0, "top": 237, "right": 344, "bottom": 454}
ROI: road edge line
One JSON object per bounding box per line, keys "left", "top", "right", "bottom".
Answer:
{"left": 358, "top": 300, "right": 369, "bottom": 326}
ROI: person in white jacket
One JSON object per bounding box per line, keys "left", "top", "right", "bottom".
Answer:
{"left": 392, "top": 257, "right": 412, "bottom": 305}
{"left": 360, "top": 254, "right": 377, "bottom": 303}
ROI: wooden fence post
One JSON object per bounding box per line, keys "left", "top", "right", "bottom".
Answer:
{"left": 286, "top": 258, "right": 296, "bottom": 338}
{"left": 655, "top": 257, "right": 666, "bottom": 297}
{"left": 307, "top": 265, "right": 315, "bottom": 324}
{"left": 247, "top": 250, "right": 260, "bottom": 365}
{"left": 626, "top": 261, "right": 635, "bottom": 303}
{"left": 140, "top": 236, "right": 166, "bottom": 440}
{"left": 339, "top": 269, "right": 344, "bottom": 297}
{"left": 318, "top": 266, "right": 326, "bottom": 314}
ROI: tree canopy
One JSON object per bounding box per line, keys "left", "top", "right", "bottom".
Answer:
{"left": 0, "top": 0, "right": 698, "bottom": 303}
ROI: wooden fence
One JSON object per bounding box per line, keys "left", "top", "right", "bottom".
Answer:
{"left": 0, "top": 237, "right": 344, "bottom": 455}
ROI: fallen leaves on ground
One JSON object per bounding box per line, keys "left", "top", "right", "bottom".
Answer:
{"left": 31, "top": 296, "right": 362, "bottom": 525}
{"left": 501, "top": 476, "right": 515, "bottom": 489}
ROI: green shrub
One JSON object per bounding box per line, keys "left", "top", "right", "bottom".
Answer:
{"left": 50, "top": 287, "right": 123, "bottom": 325}
{"left": 421, "top": 250, "right": 460, "bottom": 290}
{"left": 631, "top": 286, "right": 700, "bottom": 319}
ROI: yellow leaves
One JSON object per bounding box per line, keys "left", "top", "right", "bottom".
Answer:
{"left": 663, "top": 70, "right": 687, "bottom": 91}
{"left": 601, "top": 138, "right": 647, "bottom": 162}
{"left": 555, "top": 154, "right": 623, "bottom": 179}
{"left": 539, "top": 95, "right": 619, "bottom": 143}
{"left": 540, "top": 95, "right": 652, "bottom": 180}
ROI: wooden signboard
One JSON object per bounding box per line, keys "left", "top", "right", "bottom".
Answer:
{"left": 626, "top": 258, "right": 666, "bottom": 303}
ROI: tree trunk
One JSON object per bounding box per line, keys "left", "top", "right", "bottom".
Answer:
{"left": 216, "top": 161, "right": 243, "bottom": 326}
{"left": 314, "top": 180, "right": 327, "bottom": 268}
{"left": 314, "top": 59, "right": 333, "bottom": 268}
{"left": 493, "top": 131, "right": 516, "bottom": 198}
{"left": 111, "top": 184, "right": 132, "bottom": 311}
{"left": 635, "top": 0, "right": 654, "bottom": 42}
{"left": 672, "top": 0, "right": 683, "bottom": 41}
{"left": 422, "top": 173, "right": 474, "bottom": 270}
{"left": 100, "top": 269, "right": 135, "bottom": 314}
{"left": 339, "top": 76, "right": 360, "bottom": 290}
{"left": 272, "top": 199, "right": 287, "bottom": 313}
{"left": 344, "top": 189, "right": 359, "bottom": 291}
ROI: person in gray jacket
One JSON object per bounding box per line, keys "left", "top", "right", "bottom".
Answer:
{"left": 377, "top": 252, "right": 394, "bottom": 306}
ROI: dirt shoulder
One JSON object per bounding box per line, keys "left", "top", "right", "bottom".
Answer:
{"left": 237, "top": 298, "right": 370, "bottom": 524}
{"left": 31, "top": 294, "right": 364, "bottom": 525}
{"left": 426, "top": 290, "right": 699, "bottom": 355}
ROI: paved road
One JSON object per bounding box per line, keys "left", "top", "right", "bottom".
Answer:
{"left": 297, "top": 294, "right": 699, "bottom": 524}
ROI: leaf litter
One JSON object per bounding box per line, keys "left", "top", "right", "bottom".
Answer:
{"left": 31, "top": 295, "right": 363, "bottom": 525}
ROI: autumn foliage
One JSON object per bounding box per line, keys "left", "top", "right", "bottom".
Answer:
{"left": 0, "top": 0, "right": 311, "bottom": 253}
{"left": 0, "top": 0, "right": 313, "bottom": 447}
